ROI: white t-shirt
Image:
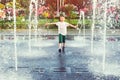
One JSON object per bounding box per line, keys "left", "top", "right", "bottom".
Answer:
{"left": 56, "top": 22, "right": 69, "bottom": 35}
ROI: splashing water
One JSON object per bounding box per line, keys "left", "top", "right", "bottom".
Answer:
{"left": 13, "top": 0, "right": 17, "bottom": 71}
{"left": 72, "top": 10, "right": 86, "bottom": 47}
{"left": 28, "top": 0, "right": 33, "bottom": 58}
{"left": 28, "top": 0, "right": 45, "bottom": 54}
{"left": 34, "top": 0, "right": 38, "bottom": 41}
{"left": 91, "top": 0, "right": 120, "bottom": 75}
{"left": 77, "top": 10, "right": 85, "bottom": 41}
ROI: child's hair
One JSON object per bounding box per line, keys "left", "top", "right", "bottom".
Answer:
{"left": 59, "top": 13, "right": 65, "bottom": 17}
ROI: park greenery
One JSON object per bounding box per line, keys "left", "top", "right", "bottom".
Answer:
{"left": 0, "top": 0, "right": 92, "bottom": 29}
{"left": 0, "top": 0, "right": 120, "bottom": 29}
{"left": 0, "top": 17, "right": 92, "bottom": 29}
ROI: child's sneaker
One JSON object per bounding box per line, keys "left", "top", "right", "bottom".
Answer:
{"left": 58, "top": 49, "right": 61, "bottom": 53}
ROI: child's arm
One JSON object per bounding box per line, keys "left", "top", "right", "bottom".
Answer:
{"left": 68, "top": 24, "right": 80, "bottom": 30}
{"left": 68, "top": 24, "right": 77, "bottom": 29}
{"left": 45, "top": 22, "right": 56, "bottom": 26}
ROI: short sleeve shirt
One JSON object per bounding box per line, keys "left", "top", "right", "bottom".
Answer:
{"left": 56, "top": 22, "right": 69, "bottom": 35}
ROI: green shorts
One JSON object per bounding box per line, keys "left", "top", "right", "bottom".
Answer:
{"left": 59, "top": 34, "right": 66, "bottom": 43}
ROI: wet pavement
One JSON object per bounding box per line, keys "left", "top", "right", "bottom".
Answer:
{"left": 0, "top": 35, "right": 120, "bottom": 80}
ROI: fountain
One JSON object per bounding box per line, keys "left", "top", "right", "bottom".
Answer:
{"left": 91, "top": 0, "right": 107, "bottom": 72}
{"left": 79, "top": 9, "right": 85, "bottom": 42}
{"left": 90, "top": 0, "right": 120, "bottom": 75}
{"left": 34, "top": 0, "right": 38, "bottom": 41}
{"left": 28, "top": 0, "right": 33, "bottom": 59}
{"left": 77, "top": 10, "right": 85, "bottom": 38}
{"left": 103, "top": 0, "right": 107, "bottom": 72}
{"left": 91, "top": 0, "right": 96, "bottom": 55}
{"left": 69, "top": 9, "right": 87, "bottom": 48}
{"left": 13, "top": 0, "right": 17, "bottom": 71}
{"left": 0, "top": 0, "right": 120, "bottom": 79}
{"left": 28, "top": 0, "right": 54, "bottom": 47}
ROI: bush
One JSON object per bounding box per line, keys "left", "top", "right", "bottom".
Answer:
{"left": 0, "top": 18, "right": 92, "bottom": 29}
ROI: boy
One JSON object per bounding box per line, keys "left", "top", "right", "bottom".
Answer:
{"left": 46, "top": 15, "right": 78, "bottom": 53}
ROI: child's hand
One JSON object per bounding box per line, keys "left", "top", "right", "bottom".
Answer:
{"left": 45, "top": 23, "right": 50, "bottom": 26}
{"left": 76, "top": 26, "right": 80, "bottom": 30}
{"left": 75, "top": 26, "right": 80, "bottom": 30}
{"left": 45, "top": 23, "right": 49, "bottom": 26}
{"left": 74, "top": 26, "right": 77, "bottom": 29}
{"left": 76, "top": 28, "right": 80, "bottom": 30}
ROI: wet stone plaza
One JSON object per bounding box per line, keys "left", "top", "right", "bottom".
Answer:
{"left": 0, "top": 0, "right": 120, "bottom": 80}
{"left": 0, "top": 33, "right": 120, "bottom": 80}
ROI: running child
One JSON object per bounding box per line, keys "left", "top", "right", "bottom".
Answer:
{"left": 46, "top": 15, "right": 78, "bottom": 53}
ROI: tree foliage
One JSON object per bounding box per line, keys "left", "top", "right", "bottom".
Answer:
{"left": 61, "top": 4, "right": 77, "bottom": 17}
{"left": 45, "top": 0, "right": 57, "bottom": 18}
{"left": 65, "top": 0, "right": 90, "bottom": 11}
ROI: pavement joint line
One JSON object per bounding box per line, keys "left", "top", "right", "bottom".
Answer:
{"left": 48, "top": 67, "right": 72, "bottom": 73}
{"left": 9, "top": 66, "right": 29, "bottom": 69}
{"left": 74, "top": 67, "right": 89, "bottom": 73}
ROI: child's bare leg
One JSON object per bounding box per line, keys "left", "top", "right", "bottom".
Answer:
{"left": 59, "top": 43, "right": 62, "bottom": 49}
{"left": 62, "top": 43, "right": 65, "bottom": 53}
{"left": 63, "top": 43, "right": 65, "bottom": 47}
{"left": 61, "top": 43, "right": 65, "bottom": 48}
